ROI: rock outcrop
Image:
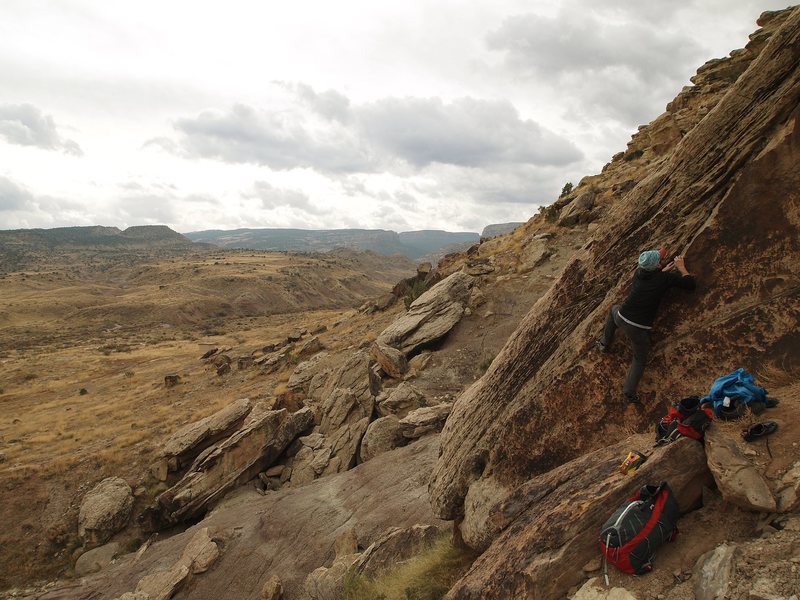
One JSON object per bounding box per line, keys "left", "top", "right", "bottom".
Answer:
{"left": 154, "top": 398, "right": 253, "bottom": 479}
{"left": 49, "top": 437, "right": 445, "bottom": 600}
{"left": 445, "top": 436, "right": 712, "bottom": 599}
{"left": 377, "top": 271, "right": 473, "bottom": 355}
{"left": 144, "top": 407, "right": 314, "bottom": 529}
{"left": 78, "top": 477, "right": 134, "bottom": 546}
{"left": 430, "top": 7, "right": 800, "bottom": 533}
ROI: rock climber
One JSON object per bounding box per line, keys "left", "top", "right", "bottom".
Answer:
{"left": 597, "top": 248, "right": 696, "bottom": 404}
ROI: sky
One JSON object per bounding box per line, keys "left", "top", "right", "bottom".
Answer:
{"left": 0, "top": 0, "right": 791, "bottom": 234}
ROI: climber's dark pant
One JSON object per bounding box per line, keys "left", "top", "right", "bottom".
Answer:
{"left": 601, "top": 304, "right": 650, "bottom": 397}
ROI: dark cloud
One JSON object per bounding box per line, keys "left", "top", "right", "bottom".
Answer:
{"left": 358, "top": 97, "right": 581, "bottom": 168}
{"left": 161, "top": 91, "right": 582, "bottom": 174}
{"left": 0, "top": 176, "right": 35, "bottom": 212}
{"left": 485, "top": 5, "right": 705, "bottom": 125}
{"left": 486, "top": 10, "right": 701, "bottom": 82}
{"left": 0, "top": 104, "right": 83, "bottom": 155}
{"left": 172, "top": 103, "right": 371, "bottom": 172}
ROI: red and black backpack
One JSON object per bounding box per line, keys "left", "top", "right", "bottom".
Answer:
{"left": 599, "top": 482, "right": 680, "bottom": 577}
{"left": 655, "top": 396, "right": 713, "bottom": 445}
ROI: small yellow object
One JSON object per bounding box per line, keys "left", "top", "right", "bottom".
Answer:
{"left": 620, "top": 450, "right": 647, "bottom": 475}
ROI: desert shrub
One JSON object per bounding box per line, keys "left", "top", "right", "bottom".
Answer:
{"left": 342, "top": 534, "right": 476, "bottom": 600}
{"left": 23, "top": 373, "right": 37, "bottom": 381}
{"left": 560, "top": 181, "right": 573, "bottom": 196}
{"left": 623, "top": 149, "right": 644, "bottom": 161}
{"left": 403, "top": 279, "right": 428, "bottom": 309}
{"left": 79, "top": 388, "right": 88, "bottom": 395}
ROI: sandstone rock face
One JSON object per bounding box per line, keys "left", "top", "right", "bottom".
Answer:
{"left": 157, "top": 398, "right": 253, "bottom": 476}
{"left": 144, "top": 408, "right": 314, "bottom": 529}
{"left": 75, "top": 542, "right": 120, "bottom": 576}
{"left": 78, "top": 477, "right": 134, "bottom": 545}
{"left": 352, "top": 524, "right": 440, "bottom": 579}
{"left": 430, "top": 9, "right": 800, "bottom": 524}
{"left": 445, "top": 437, "right": 712, "bottom": 599}
{"left": 360, "top": 416, "right": 406, "bottom": 462}
{"left": 704, "top": 427, "right": 776, "bottom": 512}
{"left": 377, "top": 272, "right": 473, "bottom": 355}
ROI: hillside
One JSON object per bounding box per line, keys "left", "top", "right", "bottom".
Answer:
{"left": 2, "top": 6, "right": 799, "bottom": 600}
{"left": 185, "top": 228, "right": 480, "bottom": 260}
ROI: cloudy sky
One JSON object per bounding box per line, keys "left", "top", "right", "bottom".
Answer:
{"left": 0, "top": 1, "right": 789, "bottom": 233}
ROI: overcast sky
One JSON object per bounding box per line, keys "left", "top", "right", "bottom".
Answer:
{"left": 0, "top": 1, "right": 790, "bottom": 233}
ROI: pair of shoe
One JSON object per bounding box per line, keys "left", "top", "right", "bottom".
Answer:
{"left": 742, "top": 421, "right": 778, "bottom": 442}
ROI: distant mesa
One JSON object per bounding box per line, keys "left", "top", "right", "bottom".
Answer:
{"left": 184, "top": 228, "right": 483, "bottom": 261}
{"left": 480, "top": 223, "right": 524, "bottom": 239}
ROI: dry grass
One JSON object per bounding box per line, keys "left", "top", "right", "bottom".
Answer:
{"left": 342, "top": 534, "right": 477, "bottom": 600}
{"left": 756, "top": 359, "right": 798, "bottom": 389}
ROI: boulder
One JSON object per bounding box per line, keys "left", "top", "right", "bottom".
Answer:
{"left": 557, "top": 190, "right": 596, "bottom": 227}
{"left": 295, "top": 336, "right": 324, "bottom": 360}
{"left": 704, "top": 427, "right": 776, "bottom": 512}
{"left": 157, "top": 398, "right": 253, "bottom": 476}
{"left": 311, "top": 350, "right": 379, "bottom": 422}
{"left": 377, "top": 272, "right": 474, "bottom": 356}
{"left": 216, "top": 362, "right": 231, "bottom": 376}
{"left": 328, "top": 417, "right": 371, "bottom": 471}
{"left": 304, "top": 553, "right": 361, "bottom": 600}
{"left": 464, "top": 259, "right": 494, "bottom": 276}
{"left": 399, "top": 404, "right": 452, "bottom": 439}
{"left": 144, "top": 408, "right": 314, "bottom": 529}
{"left": 287, "top": 352, "right": 329, "bottom": 393}
{"left": 319, "top": 388, "right": 373, "bottom": 435}
{"left": 693, "top": 543, "right": 737, "bottom": 600}
{"left": 237, "top": 356, "right": 254, "bottom": 370}
{"left": 445, "top": 436, "right": 712, "bottom": 599}
{"left": 370, "top": 341, "right": 408, "bottom": 379}
{"left": 261, "top": 576, "right": 283, "bottom": 600}
{"left": 360, "top": 416, "right": 406, "bottom": 462}
{"left": 572, "top": 578, "right": 637, "bottom": 600}
{"left": 78, "top": 477, "right": 134, "bottom": 545}
{"left": 377, "top": 383, "right": 427, "bottom": 418}
{"left": 75, "top": 542, "right": 120, "bottom": 576}
{"left": 351, "top": 524, "right": 440, "bottom": 579}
